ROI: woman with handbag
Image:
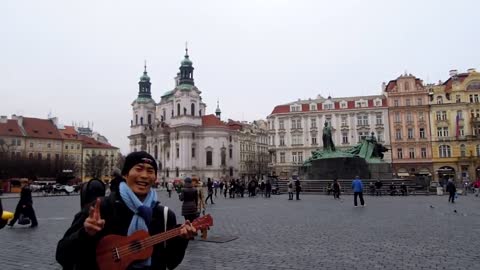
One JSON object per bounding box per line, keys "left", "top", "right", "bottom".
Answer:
{"left": 8, "top": 180, "right": 38, "bottom": 228}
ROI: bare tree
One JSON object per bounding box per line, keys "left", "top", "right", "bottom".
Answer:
{"left": 84, "top": 155, "right": 107, "bottom": 179}
{"left": 115, "top": 153, "right": 125, "bottom": 170}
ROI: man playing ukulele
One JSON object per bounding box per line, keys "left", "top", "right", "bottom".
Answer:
{"left": 56, "top": 151, "right": 196, "bottom": 270}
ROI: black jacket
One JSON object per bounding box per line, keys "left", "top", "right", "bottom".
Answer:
{"left": 181, "top": 184, "right": 198, "bottom": 216}
{"left": 56, "top": 192, "right": 189, "bottom": 270}
{"left": 446, "top": 182, "right": 456, "bottom": 193}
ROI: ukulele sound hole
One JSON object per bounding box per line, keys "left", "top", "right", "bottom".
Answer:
{"left": 129, "top": 240, "right": 142, "bottom": 252}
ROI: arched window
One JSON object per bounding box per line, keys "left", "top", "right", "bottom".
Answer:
{"left": 191, "top": 103, "right": 195, "bottom": 116}
{"left": 177, "top": 103, "right": 181, "bottom": 116}
{"left": 176, "top": 167, "right": 179, "bottom": 177}
{"left": 199, "top": 110, "right": 202, "bottom": 116}
{"left": 183, "top": 107, "right": 187, "bottom": 115}
{"left": 148, "top": 114, "right": 152, "bottom": 125}
{"left": 140, "top": 117, "right": 144, "bottom": 125}
{"left": 166, "top": 168, "right": 169, "bottom": 177}
{"left": 404, "top": 82, "right": 409, "bottom": 91}
{"left": 135, "top": 114, "right": 138, "bottom": 125}
{"left": 439, "top": 145, "right": 451, "bottom": 158}
{"left": 154, "top": 145, "right": 158, "bottom": 159}
{"left": 206, "top": 150, "right": 213, "bottom": 166}
{"left": 460, "top": 144, "right": 466, "bottom": 157}
{"left": 163, "top": 109, "right": 166, "bottom": 121}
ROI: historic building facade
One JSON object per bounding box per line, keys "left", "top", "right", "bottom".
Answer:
{"left": 129, "top": 50, "right": 242, "bottom": 182}
{"left": 267, "top": 94, "right": 391, "bottom": 179}
{"left": 238, "top": 120, "right": 269, "bottom": 179}
{"left": 384, "top": 73, "right": 433, "bottom": 178}
{"left": 429, "top": 69, "right": 480, "bottom": 182}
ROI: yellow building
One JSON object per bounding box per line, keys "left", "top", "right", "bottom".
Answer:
{"left": 80, "top": 135, "right": 120, "bottom": 183}
{"left": 429, "top": 69, "right": 480, "bottom": 183}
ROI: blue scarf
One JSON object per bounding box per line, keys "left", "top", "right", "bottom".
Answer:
{"left": 119, "top": 182, "right": 157, "bottom": 267}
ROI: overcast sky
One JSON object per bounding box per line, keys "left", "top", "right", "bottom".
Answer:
{"left": 1, "top": 0, "right": 478, "bottom": 153}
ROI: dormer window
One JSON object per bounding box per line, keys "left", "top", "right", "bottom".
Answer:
{"left": 310, "top": 104, "right": 317, "bottom": 111}
{"left": 355, "top": 100, "right": 367, "bottom": 108}
{"left": 340, "top": 101, "right": 347, "bottom": 109}
{"left": 374, "top": 99, "right": 382, "bottom": 107}
{"left": 323, "top": 103, "right": 333, "bottom": 110}
{"left": 290, "top": 104, "right": 301, "bottom": 112}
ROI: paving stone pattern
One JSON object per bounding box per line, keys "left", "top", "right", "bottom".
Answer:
{"left": 1, "top": 193, "right": 480, "bottom": 270}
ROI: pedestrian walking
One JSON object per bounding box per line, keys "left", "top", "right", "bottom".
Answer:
{"left": 214, "top": 180, "right": 219, "bottom": 198}
{"left": 375, "top": 179, "right": 383, "bottom": 196}
{"left": 294, "top": 178, "right": 302, "bottom": 200}
{"left": 109, "top": 168, "right": 125, "bottom": 194}
{"left": 205, "top": 178, "right": 214, "bottom": 205}
{"left": 8, "top": 180, "right": 38, "bottom": 228}
{"left": 265, "top": 179, "right": 272, "bottom": 198}
{"left": 180, "top": 177, "right": 199, "bottom": 222}
{"left": 167, "top": 180, "right": 174, "bottom": 198}
{"left": 287, "top": 179, "right": 294, "bottom": 200}
{"left": 352, "top": 176, "right": 365, "bottom": 207}
{"left": 194, "top": 179, "right": 206, "bottom": 215}
{"left": 333, "top": 179, "right": 341, "bottom": 199}
{"left": 446, "top": 179, "right": 456, "bottom": 203}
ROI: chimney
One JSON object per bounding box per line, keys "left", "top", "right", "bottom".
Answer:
{"left": 467, "top": 68, "right": 476, "bottom": 73}
{"left": 449, "top": 69, "right": 458, "bottom": 77}
{"left": 0, "top": 115, "right": 7, "bottom": 124}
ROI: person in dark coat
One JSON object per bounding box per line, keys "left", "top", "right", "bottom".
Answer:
{"left": 333, "top": 179, "right": 341, "bottom": 199}
{"left": 265, "top": 179, "right": 272, "bottom": 198}
{"left": 180, "top": 178, "right": 198, "bottom": 222}
{"left": 0, "top": 198, "right": 7, "bottom": 229}
{"left": 446, "top": 179, "right": 457, "bottom": 203}
{"left": 56, "top": 151, "right": 196, "bottom": 270}
{"left": 204, "top": 178, "right": 214, "bottom": 204}
{"left": 80, "top": 178, "right": 106, "bottom": 209}
{"left": 294, "top": 178, "right": 302, "bottom": 200}
{"left": 8, "top": 180, "right": 38, "bottom": 228}
{"left": 109, "top": 168, "right": 125, "bottom": 194}
{"left": 375, "top": 179, "right": 383, "bottom": 196}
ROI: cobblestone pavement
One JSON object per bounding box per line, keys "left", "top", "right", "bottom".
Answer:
{"left": 1, "top": 193, "right": 480, "bottom": 270}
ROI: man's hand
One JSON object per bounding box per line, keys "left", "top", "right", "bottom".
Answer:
{"left": 179, "top": 220, "right": 197, "bottom": 239}
{"left": 84, "top": 198, "right": 105, "bottom": 236}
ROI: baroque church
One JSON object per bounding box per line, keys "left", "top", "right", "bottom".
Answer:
{"left": 129, "top": 49, "right": 242, "bottom": 183}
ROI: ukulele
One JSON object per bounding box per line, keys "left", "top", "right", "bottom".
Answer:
{"left": 96, "top": 214, "right": 213, "bottom": 270}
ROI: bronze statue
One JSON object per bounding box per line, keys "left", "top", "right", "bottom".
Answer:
{"left": 322, "top": 122, "right": 335, "bottom": 151}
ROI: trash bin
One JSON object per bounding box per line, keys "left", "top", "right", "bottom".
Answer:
{"left": 436, "top": 187, "right": 443, "bottom": 196}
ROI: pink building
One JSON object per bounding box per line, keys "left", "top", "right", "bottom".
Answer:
{"left": 385, "top": 74, "right": 433, "bottom": 179}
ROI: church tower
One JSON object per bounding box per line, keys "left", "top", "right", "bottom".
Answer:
{"left": 129, "top": 62, "right": 156, "bottom": 152}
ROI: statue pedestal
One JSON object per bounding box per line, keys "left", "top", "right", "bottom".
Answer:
{"left": 307, "top": 157, "right": 370, "bottom": 179}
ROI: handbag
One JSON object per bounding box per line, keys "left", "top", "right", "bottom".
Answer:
{"left": 18, "top": 213, "right": 31, "bottom": 225}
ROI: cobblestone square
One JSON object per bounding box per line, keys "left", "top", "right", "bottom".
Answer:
{"left": 1, "top": 193, "right": 480, "bottom": 270}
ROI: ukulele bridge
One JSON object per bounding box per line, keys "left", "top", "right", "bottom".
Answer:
{"left": 112, "top": 247, "right": 121, "bottom": 261}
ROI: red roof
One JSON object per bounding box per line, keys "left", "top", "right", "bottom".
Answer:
{"left": 79, "top": 135, "right": 117, "bottom": 149}
{"left": 22, "top": 117, "right": 62, "bottom": 139}
{"left": 443, "top": 73, "right": 469, "bottom": 91}
{"left": 0, "top": 119, "right": 23, "bottom": 137}
{"left": 270, "top": 105, "right": 290, "bottom": 114}
{"left": 226, "top": 120, "right": 243, "bottom": 130}
{"left": 59, "top": 125, "right": 79, "bottom": 140}
{"left": 202, "top": 114, "right": 226, "bottom": 127}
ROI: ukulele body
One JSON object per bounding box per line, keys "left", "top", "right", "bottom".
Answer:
{"left": 96, "top": 230, "right": 153, "bottom": 270}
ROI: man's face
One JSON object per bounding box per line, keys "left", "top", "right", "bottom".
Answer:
{"left": 124, "top": 163, "right": 156, "bottom": 197}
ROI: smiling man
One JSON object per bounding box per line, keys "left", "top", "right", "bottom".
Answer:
{"left": 56, "top": 151, "right": 196, "bottom": 270}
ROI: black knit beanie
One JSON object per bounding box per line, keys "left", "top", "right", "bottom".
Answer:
{"left": 122, "top": 151, "right": 158, "bottom": 176}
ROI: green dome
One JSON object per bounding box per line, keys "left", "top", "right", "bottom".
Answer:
{"left": 140, "top": 72, "right": 150, "bottom": 82}
{"left": 181, "top": 55, "right": 192, "bottom": 66}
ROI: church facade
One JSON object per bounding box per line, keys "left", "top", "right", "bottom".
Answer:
{"left": 129, "top": 50, "right": 243, "bottom": 183}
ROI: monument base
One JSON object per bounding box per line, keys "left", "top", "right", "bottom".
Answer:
{"left": 306, "top": 157, "right": 392, "bottom": 180}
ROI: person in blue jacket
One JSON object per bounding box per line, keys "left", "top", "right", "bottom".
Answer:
{"left": 352, "top": 176, "right": 365, "bottom": 207}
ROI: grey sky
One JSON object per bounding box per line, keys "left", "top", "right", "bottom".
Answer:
{"left": 1, "top": 0, "right": 478, "bottom": 153}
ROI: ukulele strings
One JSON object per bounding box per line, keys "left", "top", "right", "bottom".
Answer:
{"left": 113, "top": 219, "right": 208, "bottom": 257}
{"left": 115, "top": 227, "right": 182, "bottom": 256}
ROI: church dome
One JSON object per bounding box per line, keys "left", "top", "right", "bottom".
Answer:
{"left": 181, "top": 55, "right": 192, "bottom": 66}
{"left": 140, "top": 72, "right": 150, "bottom": 82}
